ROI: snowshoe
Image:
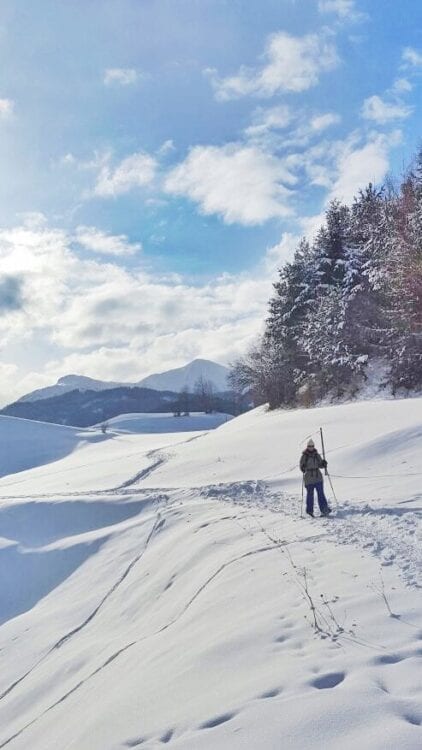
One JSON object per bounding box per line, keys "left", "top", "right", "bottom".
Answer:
{"left": 320, "top": 507, "right": 332, "bottom": 517}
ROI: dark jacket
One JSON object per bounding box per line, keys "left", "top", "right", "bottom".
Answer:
{"left": 300, "top": 449, "right": 326, "bottom": 486}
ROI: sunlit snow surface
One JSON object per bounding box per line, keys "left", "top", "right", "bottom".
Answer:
{"left": 0, "top": 400, "right": 421, "bottom": 749}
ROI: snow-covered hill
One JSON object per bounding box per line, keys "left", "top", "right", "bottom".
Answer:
{"left": 16, "top": 359, "right": 230, "bottom": 404}
{"left": 138, "top": 358, "right": 230, "bottom": 392}
{"left": 0, "top": 415, "right": 104, "bottom": 478}
{"left": 99, "top": 411, "right": 233, "bottom": 434}
{"left": 0, "top": 398, "right": 421, "bottom": 749}
{"left": 18, "top": 374, "right": 127, "bottom": 403}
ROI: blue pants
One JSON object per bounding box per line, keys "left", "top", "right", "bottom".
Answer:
{"left": 306, "top": 481, "right": 329, "bottom": 514}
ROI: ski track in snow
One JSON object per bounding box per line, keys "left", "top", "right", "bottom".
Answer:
{"left": 29, "top": 489, "right": 420, "bottom": 748}
{"left": 1, "top": 405, "right": 422, "bottom": 750}
{"left": 0, "top": 433, "right": 205, "bottom": 500}
{"left": 0, "top": 496, "right": 171, "bottom": 702}
{"left": 0, "top": 520, "right": 294, "bottom": 743}
{"left": 0, "top": 512, "right": 304, "bottom": 746}
{"left": 0, "top": 482, "right": 421, "bottom": 749}
{"left": 115, "top": 450, "right": 169, "bottom": 488}
{"left": 0, "top": 641, "right": 138, "bottom": 749}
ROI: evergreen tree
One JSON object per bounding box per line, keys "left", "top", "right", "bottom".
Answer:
{"left": 311, "top": 200, "right": 350, "bottom": 289}
{"left": 300, "top": 200, "right": 357, "bottom": 391}
{"left": 347, "top": 185, "right": 391, "bottom": 361}
{"left": 388, "top": 173, "right": 422, "bottom": 389}
{"left": 229, "top": 148, "right": 422, "bottom": 408}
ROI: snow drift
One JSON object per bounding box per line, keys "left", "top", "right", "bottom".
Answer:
{"left": 0, "top": 415, "right": 107, "bottom": 478}
{"left": 0, "top": 398, "right": 421, "bottom": 749}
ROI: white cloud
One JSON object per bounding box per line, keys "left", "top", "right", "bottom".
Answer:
{"left": 103, "top": 68, "right": 139, "bottom": 86}
{"left": 402, "top": 47, "right": 422, "bottom": 68}
{"left": 318, "top": 0, "right": 367, "bottom": 22}
{"left": 244, "top": 106, "right": 292, "bottom": 138}
{"left": 0, "top": 98, "right": 14, "bottom": 118}
{"left": 164, "top": 143, "right": 296, "bottom": 225}
{"left": 300, "top": 212, "right": 327, "bottom": 240}
{"left": 0, "top": 362, "right": 20, "bottom": 404}
{"left": 392, "top": 77, "right": 413, "bottom": 94}
{"left": 58, "top": 149, "right": 114, "bottom": 178}
{"left": 157, "top": 139, "right": 176, "bottom": 156}
{"left": 75, "top": 226, "right": 141, "bottom": 256}
{"left": 44, "top": 313, "right": 264, "bottom": 389}
{"left": 297, "top": 131, "right": 400, "bottom": 235}
{"left": 207, "top": 31, "right": 339, "bottom": 101}
{"left": 0, "top": 218, "right": 283, "bottom": 405}
{"left": 282, "top": 138, "right": 343, "bottom": 189}
{"left": 18, "top": 211, "right": 48, "bottom": 229}
{"left": 245, "top": 109, "right": 342, "bottom": 153}
{"left": 310, "top": 112, "right": 341, "bottom": 131}
{"left": 60, "top": 153, "right": 77, "bottom": 166}
{"left": 327, "top": 132, "right": 399, "bottom": 204}
{"left": 304, "top": 161, "right": 334, "bottom": 188}
{"left": 94, "top": 151, "right": 157, "bottom": 197}
{"left": 264, "top": 233, "right": 300, "bottom": 273}
{"left": 0, "top": 224, "right": 75, "bottom": 349}
{"left": 361, "top": 94, "right": 413, "bottom": 124}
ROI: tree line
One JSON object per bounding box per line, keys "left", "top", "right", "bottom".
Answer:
{"left": 230, "top": 149, "right": 422, "bottom": 408}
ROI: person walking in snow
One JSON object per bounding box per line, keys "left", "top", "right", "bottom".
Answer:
{"left": 300, "top": 439, "right": 331, "bottom": 518}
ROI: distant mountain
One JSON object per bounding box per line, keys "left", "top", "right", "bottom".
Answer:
{"left": 18, "top": 374, "right": 126, "bottom": 403}
{"left": 2, "top": 387, "right": 185, "bottom": 428}
{"left": 16, "top": 359, "right": 230, "bottom": 404}
{"left": 2, "top": 379, "right": 238, "bottom": 428}
{"left": 138, "top": 359, "right": 230, "bottom": 392}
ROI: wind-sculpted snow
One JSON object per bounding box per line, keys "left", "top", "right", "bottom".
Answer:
{"left": 0, "top": 416, "right": 108, "bottom": 478}
{"left": 0, "top": 399, "right": 421, "bottom": 749}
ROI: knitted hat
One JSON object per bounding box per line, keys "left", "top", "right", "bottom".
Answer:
{"left": 307, "top": 438, "right": 315, "bottom": 448}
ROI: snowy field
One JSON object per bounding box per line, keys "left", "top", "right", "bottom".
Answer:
{"left": 98, "top": 411, "right": 233, "bottom": 434}
{"left": 0, "top": 399, "right": 421, "bottom": 749}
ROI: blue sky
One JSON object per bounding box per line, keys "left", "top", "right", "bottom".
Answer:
{"left": 0, "top": 0, "right": 421, "bottom": 403}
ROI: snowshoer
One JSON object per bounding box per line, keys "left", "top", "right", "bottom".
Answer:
{"left": 300, "top": 439, "right": 331, "bottom": 518}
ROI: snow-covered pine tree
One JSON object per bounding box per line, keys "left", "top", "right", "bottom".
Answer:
{"left": 388, "top": 169, "right": 422, "bottom": 389}
{"left": 265, "top": 238, "right": 317, "bottom": 403}
{"left": 300, "top": 200, "right": 360, "bottom": 394}
{"left": 311, "top": 200, "right": 350, "bottom": 288}
{"left": 347, "top": 185, "right": 392, "bottom": 361}
{"left": 229, "top": 148, "right": 422, "bottom": 408}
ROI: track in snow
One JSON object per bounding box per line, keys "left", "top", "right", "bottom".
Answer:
{"left": 199, "top": 480, "right": 422, "bottom": 590}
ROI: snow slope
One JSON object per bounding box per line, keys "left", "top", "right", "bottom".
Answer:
{"left": 139, "top": 398, "right": 422, "bottom": 502}
{"left": 0, "top": 415, "right": 110, "bottom": 478}
{"left": 100, "top": 412, "right": 233, "bottom": 434}
{"left": 0, "top": 398, "right": 421, "bottom": 750}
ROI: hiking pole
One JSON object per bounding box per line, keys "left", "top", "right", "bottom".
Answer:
{"left": 320, "top": 427, "right": 339, "bottom": 510}
{"left": 320, "top": 427, "right": 328, "bottom": 476}
{"left": 327, "top": 473, "right": 339, "bottom": 510}
{"left": 300, "top": 477, "right": 304, "bottom": 518}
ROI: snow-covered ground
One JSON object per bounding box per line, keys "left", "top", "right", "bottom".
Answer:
{"left": 99, "top": 411, "right": 233, "bottom": 434}
{"left": 0, "top": 399, "right": 421, "bottom": 749}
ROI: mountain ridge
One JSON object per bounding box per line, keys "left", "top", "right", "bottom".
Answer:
{"left": 16, "top": 359, "right": 230, "bottom": 404}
